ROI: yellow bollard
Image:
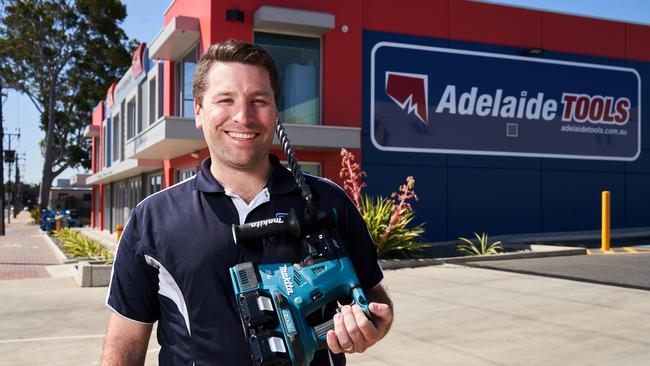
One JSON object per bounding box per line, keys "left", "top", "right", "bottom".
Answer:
{"left": 116, "top": 224, "right": 124, "bottom": 245}
{"left": 55, "top": 217, "right": 61, "bottom": 232}
{"left": 602, "top": 191, "right": 610, "bottom": 251}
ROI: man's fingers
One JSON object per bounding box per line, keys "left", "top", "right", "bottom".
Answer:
{"left": 328, "top": 303, "right": 392, "bottom": 354}
{"left": 333, "top": 311, "right": 353, "bottom": 351}
{"left": 326, "top": 330, "right": 344, "bottom": 354}
{"left": 352, "top": 304, "right": 380, "bottom": 342}
{"left": 341, "top": 305, "right": 366, "bottom": 352}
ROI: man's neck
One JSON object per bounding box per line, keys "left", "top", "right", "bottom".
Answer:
{"left": 210, "top": 157, "right": 273, "bottom": 204}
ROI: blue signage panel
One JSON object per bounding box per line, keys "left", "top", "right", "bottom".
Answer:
{"left": 370, "top": 40, "right": 641, "bottom": 161}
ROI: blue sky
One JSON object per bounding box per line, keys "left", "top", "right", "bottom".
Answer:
{"left": 3, "top": 0, "right": 650, "bottom": 184}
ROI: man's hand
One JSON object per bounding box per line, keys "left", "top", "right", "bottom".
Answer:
{"left": 326, "top": 283, "right": 393, "bottom": 354}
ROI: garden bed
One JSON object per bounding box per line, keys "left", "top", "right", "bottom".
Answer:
{"left": 48, "top": 228, "right": 114, "bottom": 287}
{"left": 71, "top": 260, "right": 112, "bottom": 287}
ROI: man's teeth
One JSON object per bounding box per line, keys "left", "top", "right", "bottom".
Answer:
{"left": 229, "top": 132, "right": 255, "bottom": 139}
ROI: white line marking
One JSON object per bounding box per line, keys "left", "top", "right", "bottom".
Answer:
{"left": 0, "top": 334, "right": 105, "bottom": 344}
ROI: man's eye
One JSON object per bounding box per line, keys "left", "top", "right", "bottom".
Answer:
{"left": 253, "top": 99, "right": 268, "bottom": 105}
{"left": 217, "top": 98, "right": 233, "bottom": 104}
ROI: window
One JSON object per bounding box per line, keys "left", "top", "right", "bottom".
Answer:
{"left": 146, "top": 173, "right": 163, "bottom": 196}
{"left": 102, "top": 122, "right": 110, "bottom": 168}
{"left": 113, "top": 181, "right": 128, "bottom": 228}
{"left": 112, "top": 114, "right": 120, "bottom": 162}
{"left": 175, "top": 47, "right": 197, "bottom": 118}
{"left": 93, "top": 137, "right": 99, "bottom": 172}
{"left": 175, "top": 167, "right": 196, "bottom": 183}
{"left": 138, "top": 80, "right": 147, "bottom": 133}
{"left": 255, "top": 32, "right": 320, "bottom": 125}
{"left": 302, "top": 163, "right": 321, "bottom": 176}
{"left": 120, "top": 101, "right": 125, "bottom": 160}
{"left": 148, "top": 76, "right": 157, "bottom": 126}
{"left": 127, "top": 97, "right": 136, "bottom": 139}
{"left": 281, "top": 161, "right": 321, "bottom": 177}
{"left": 128, "top": 177, "right": 142, "bottom": 208}
{"left": 103, "top": 185, "right": 112, "bottom": 231}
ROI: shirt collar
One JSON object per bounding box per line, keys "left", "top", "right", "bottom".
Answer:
{"left": 194, "top": 154, "right": 299, "bottom": 195}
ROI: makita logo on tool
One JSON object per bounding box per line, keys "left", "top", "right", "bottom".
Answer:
{"left": 279, "top": 265, "right": 294, "bottom": 295}
{"left": 386, "top": 74, "right": 630, "bottom": 125}
{"left": 248, "top": 217, "right": 284, "bottom": 228}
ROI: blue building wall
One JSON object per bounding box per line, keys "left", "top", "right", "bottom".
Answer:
{"left": 362, "top": 31, "right": 650, "bottom": 242}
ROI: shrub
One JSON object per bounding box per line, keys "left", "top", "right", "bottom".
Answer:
{"left": 51, "top": 228, "right": 114, "bottom": 263}
{"left": 340, "top": 149, "right": 428, "bottom": 259}
{"left": 30, "top": 207, "right": 38, "bottom": 221}
{"left": 457, "top": 232, "right": 503, "bottom": 256}
{"left": 360, "top": 195, "right": 427, "bottom": 258}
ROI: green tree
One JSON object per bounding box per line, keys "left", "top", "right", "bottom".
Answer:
{"left": 20, "top": 183, "right": 40, "bottom": 209}
{"left": 0, "top": 0, "right": 136, "bottom": 208}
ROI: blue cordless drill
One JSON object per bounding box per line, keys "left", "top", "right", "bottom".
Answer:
{"left": 229, "top": 118, "right": 371, "bottom": 366}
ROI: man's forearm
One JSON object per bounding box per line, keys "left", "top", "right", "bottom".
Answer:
{"left": 101, "top": 344, "right": 148, "bottom": 366}
{"left": 101, "top": 312, "right": 153, "bottom": 366}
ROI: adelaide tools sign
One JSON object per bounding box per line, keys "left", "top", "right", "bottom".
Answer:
{"left": 369, "top": 40, "right": 641, "bottom": 161}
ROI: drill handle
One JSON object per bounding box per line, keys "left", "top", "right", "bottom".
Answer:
{"left": 232, "top": 209, "right": 301, "bottom": 244}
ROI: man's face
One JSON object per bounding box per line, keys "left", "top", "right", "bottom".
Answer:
{"left": 194, "top": 62, "right": 277, "bottom": 172}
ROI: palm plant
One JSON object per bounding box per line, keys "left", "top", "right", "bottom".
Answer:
{"left": 457, "top": 232, "right": 503, "bottom": 256}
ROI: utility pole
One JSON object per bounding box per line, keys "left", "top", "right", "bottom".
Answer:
{"left": 13, "top": 153, "right": 25, "bottom": 218}
{"left": 4, "top": 129, "right": 20, "bottom": 224}
{"left": 0, "top": 80, "right": 4, "bottom": 235}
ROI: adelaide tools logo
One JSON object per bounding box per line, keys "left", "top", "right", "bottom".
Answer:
{"left": 385, "top": 71, "right": 429, "bottom": 124}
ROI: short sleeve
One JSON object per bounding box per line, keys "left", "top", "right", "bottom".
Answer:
{"left": 106, "top": 208, "right": 160, "bottom": 323}
{"left": 338, "top": 191, "right": 384, "bottom": 290}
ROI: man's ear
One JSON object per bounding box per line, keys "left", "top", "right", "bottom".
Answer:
{"left": 194, "top": 99, "right": 203, "bottom": 128}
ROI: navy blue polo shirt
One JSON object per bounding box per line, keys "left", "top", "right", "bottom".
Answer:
{"left": 106, "top": 155, "right": 384, "bottom": 365}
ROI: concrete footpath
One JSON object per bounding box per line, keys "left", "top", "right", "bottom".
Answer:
{"left": 0, "top": 212, "right": 61, "bottom": 280}
{"left": 348, "top": 265, "right": 650, "bottom": 365}
{"left": 1, "top": 263, "right": 649, "bottom": 365}
{"left": 1, "top": 215, "right": 649, "bottom": 365}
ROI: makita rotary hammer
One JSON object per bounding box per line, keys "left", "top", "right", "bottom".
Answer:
{"left": 229, "top": 118, "right": 371, "bottom": 366}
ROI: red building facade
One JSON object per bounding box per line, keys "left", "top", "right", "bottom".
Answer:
{"left": 88, "top": 1, "right": 649, "bottom": 240}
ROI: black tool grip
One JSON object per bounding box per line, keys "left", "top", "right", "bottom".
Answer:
{"left": 232, "top": 210, "right": 301, "bottom": 244}
{"left": 313, "top": 319, "right": 335, "bottom": 350}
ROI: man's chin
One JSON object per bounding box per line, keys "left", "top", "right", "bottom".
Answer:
{"left": 222, "top": 155, "right": 270, "bottom": 171}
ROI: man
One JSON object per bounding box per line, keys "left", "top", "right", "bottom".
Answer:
{"left": 101, "top": 40, "right": 393, "bottom": 365}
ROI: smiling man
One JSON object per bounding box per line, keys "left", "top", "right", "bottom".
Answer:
{"left": 101, "top": 40, "right": 393, "bottom": 365}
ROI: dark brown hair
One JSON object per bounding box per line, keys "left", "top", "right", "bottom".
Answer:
{"left": 192, "top": 39, "right": 280, "bottom": 106}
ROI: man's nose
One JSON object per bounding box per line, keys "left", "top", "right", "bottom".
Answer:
{"left": 232, "top": 102, "right": 255, "bottom": 125}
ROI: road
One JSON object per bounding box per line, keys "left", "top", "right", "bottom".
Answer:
{"left": 467, "top": 252, "right": 650, "bottom": 290}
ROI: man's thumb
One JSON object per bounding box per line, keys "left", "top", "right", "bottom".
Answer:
{"left": 369, "top": 302, "right": 391, "bottom": 318}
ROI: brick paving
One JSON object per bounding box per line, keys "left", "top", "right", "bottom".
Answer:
{"left": 0, "top": 212, "right": 61, "bottom": 280}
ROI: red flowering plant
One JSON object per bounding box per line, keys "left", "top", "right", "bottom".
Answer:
{"left": 339, "top": 149, "right": 427, "bottom": 259}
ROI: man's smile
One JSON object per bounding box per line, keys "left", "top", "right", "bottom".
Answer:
{"left": 227, "top": 131, "right": 257, "bottom": 140}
